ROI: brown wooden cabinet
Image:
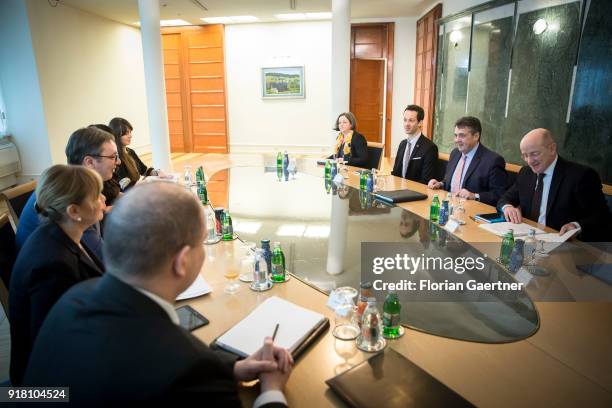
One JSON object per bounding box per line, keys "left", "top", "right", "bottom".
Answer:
{"left": 162, "top": 25, "right": 228, "bottom": 153}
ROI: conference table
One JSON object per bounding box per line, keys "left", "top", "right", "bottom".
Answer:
{"left": 175, "top": 153, "right": 612, "bottom": 407}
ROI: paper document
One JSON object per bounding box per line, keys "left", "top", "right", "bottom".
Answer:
{"left": 176, "top": 274, "right": 212, "bottom": 301}
{"left": 535, "top": 228, "right": 579, "bottom": 253}
{"left": 479, "top": 222, "right": 545, "bottom": 237}
{"left": 215, "top": 296, "right": 326, "bottom": 357}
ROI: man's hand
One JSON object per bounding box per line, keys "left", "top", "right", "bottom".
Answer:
{"left": 427, "top": 179, "right": 443, "bottom": 189}
{"left": 233, "top": 337, "right": 293, "bottom": 382}
{"left": 456, "top": 189, "right": 475, "bottom": 200}
{"left": 559, "top": 222, "right": 579, "bottom": 235}
{"left": 503, "top": 205, "right": 522, "bottom": 224}
{"left": 259, "top": 337, "right": 292, "bottom": 393}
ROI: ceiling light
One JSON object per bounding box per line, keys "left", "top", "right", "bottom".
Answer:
{"left": 234, "top": 221, "right": 261, "bottom": 234}
{"left": 160, "top": 19, "right": 191, "bottom": 26}
{"left": 275, "top": 13, "right": 307, "bottom": 20}
{"left": 532, "top": 18, "right": 548, "bottom": 35}
{"left": 449, "top": 30, "right": 462, "bottom": 45}
{"left": 201, "top": 16, "right": 258, "bottom": 24}
{"left": 304, "top": 225, "right": 330, "bottom": 238}
{"left": 306, "top": 12, "right": 332, "bottom": 20}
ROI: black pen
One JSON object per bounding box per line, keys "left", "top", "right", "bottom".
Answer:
{"left": 272, "top": 323, "right": 279, "bottom": 341}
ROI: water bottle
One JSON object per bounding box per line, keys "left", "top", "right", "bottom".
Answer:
{"left": 383, "top": 292, "right": 402, "bottom": 339}
{"left": 197, "top": 182, "right": 208, "bottom": 205}
{"left": 283, "top": 151, "right": 289, "bottom": 181}
{"left": 205, "top": 206, "right": 217, "bottom": 242}
{"left": 359, "top": 171, "right": 367, "bottom": 191}
{"left": 195, "top": 166, "right": 205, "bottom": 185}
{"left": 356, "top": 297, "right": 385, "bottom": 352}
{"left": 251, "top": 248, "right": 271, "bottom": 291}
{"left": 324, "top": 160, "right": 331, "bottom": 180}
{"left": 222, "top": 210, "right": 233, "bottom": 241}
{"left": 438, "top": 198, "right": 449, "bottom": 226}
{"left": 430, "top": 194, "right": 440, "bottom": 223}
{"left": 330, "top": 159, "right": 338, "bottom": 180}
{"left": 271, "top": 242, "right": 286, "bottom": 282}
{"left": 260, "top": 239, "right": 273, "bottom": 276}
{"left": 499, "top": 229, "right": 515, "bottom": 267}
{"left": 183, "top": 165, "right": 193, "bottom": 191}
{"left": 276, "top": 152, "right": 283, "bottom": 181}
{"left": 365, "top": 171, "right": 374, "bottom": 193}
{"left": 524, "top": 229, "right": 538, "bottom": 265}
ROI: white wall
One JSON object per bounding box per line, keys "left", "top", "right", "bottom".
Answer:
{"left": 0, "top": 0, "right": 52, "bottom": 178}
{"left": 25, "top": 0, "right": 151, "bottom": 165}
{"left": 225, "top": 21, "right": 332, "bottom": 154}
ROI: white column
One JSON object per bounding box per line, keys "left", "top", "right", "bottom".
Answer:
{"left": 138, "top": 0, "right": 171, "bottom": 170}
{"left": 331, "top": 0, "right": 351, "bottom": 124}
{"left": 326, "top": 194, "right": 349, "bottom": 275}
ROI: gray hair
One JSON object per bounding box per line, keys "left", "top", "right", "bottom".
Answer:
{"left": 103, "top": 182, "right": 204, "bottom": 277}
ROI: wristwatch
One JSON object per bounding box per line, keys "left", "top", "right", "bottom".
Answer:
{"left": 474, "top": 193, "right": 480, "bottom": 201}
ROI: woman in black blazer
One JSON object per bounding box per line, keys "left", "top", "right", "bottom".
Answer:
{"left": 109, "top": 117, "right": 161, "bottom": 191}
{"left": 9, "top": 165, "right": 105, "bottom": 385}
{"left": 328, "top": 112, "right": 369, "bottom": 168}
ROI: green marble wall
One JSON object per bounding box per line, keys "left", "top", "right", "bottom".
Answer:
{"left": 433, "top": 0, "right": 611, "bottom": 183}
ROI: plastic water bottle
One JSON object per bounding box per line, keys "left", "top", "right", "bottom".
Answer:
{"left": 324, "top": 160, "right": 331, "bottom": 180}
{"left": 271, "top": 242, "right": 286, "bottom": 282}
{"left": 183, "top": 165, "right": 193, "bottom": 191}
{"left": 276, "top": 152, "right": 283, "bottom": 181}
{"left": 430, "top": 194, "right": 440, "bottom": 223}
{"left": 283, "top": 151, "right": 289, "bottom": 181}
{"left": 251, "top": 249, "right": 270, "bottom": 291}
{"left": 499, "top": 229, "right": 515, "bottom": 267}
{"left": 438, "top": 198, "right": 449, "bottom": 226}
{"left": 357, "top": 297, "right": 384, "bottom": 352}
{"left": 260, "top": 239, "right": 273, "bottom": 276}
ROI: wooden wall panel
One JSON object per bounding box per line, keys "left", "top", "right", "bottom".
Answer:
{"left": 414, "top": 4, "right": 442, "bottom": 139}
{"left": 162, "top": 33, "right": 186, "bottom": 152}
{"left": 162, "top": 25, "right": 228, "bottom": 153}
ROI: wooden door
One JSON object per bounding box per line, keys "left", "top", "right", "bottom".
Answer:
{"left": 162, "top": 33, "right": 186, "bottom": 151}
{"left": 414, "top": 4, "right": 442, "bottom": 138}
{"left": 350, "top": 59, "right": 384, "bottom": 143}
{"left": 350, "top": 23, "right": 394, "bottom": 156}
{"left": 162, "top": 26, "right": 228, "bottom": 153}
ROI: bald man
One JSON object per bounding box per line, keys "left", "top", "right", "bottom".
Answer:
{"left": 24, "top": 183, "right": 291, "bottom": 406}
{"left": 498, "top": 128, "right": 611, "bottom": 242}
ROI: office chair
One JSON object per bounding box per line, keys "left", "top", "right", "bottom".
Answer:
{"left": 0, "top": 180, "right": 36, "bottom": 232}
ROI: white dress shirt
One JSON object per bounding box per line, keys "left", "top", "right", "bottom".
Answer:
{"left": 135, "top": 285, "right": 287, "bottom": 408}
{"left": 402, "top": 132, "right": 422, "bottom": 178}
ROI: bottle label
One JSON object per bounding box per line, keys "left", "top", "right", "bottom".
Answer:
{"left": 383, "top": 312, "right": 400, "bottom": 327}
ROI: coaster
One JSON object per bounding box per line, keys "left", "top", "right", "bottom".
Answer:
{"left": 204, "top": 236, "right": 222, "bottom": 245}
{"left": 239, "top": 273, "right": 253, "bottom": 283}
{"left": 249, "top": 281, "right": 273, "bottom": 292}
{"left": 270, "top": 274, "right": 291, "bottom": 283}
{"left": 356, "top": 336, "right": 387, "bottom": 353}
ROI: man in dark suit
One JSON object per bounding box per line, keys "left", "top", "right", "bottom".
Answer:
{"left": 498, "top": 128, "right": 611, "bottom": 242}
{"left": 427, "top": 116, "right": 507, "bottom": 205}
{"left": 391, "top": 104, "right": 438, "bottom": 184}
{"left": 24, "top": 183, "right": 292, "bottom": 406}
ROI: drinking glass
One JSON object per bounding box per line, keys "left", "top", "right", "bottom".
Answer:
{"left": 223, "top": 249, "right": 241, "bottom": 294}
{"left": 288, "top": 157, "right": 297, "bottom": 179}
{"left": 239, "top": 241, "right": 257, "bottom": 282}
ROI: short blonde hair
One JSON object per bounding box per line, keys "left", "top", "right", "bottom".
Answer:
{"left": 35, "top": 164, "right": 103, "bottom": 222}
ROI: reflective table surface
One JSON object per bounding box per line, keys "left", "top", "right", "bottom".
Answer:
{"left": 208, "top": 164, "right": 542, "bottom": 343}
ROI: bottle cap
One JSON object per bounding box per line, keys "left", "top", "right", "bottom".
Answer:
{"left": 360, "top": 281, "right": 373, "bottom": 289}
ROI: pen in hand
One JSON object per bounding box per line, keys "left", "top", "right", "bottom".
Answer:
{"left": 272, "top": 323, "right": 279, "bottom": 342}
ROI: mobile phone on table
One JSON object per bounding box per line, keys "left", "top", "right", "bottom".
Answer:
{"left": 176, "top": 305, "right": 209, "bottom": 331}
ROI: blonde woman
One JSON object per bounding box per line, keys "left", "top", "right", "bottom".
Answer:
{"left": 9, "top": 165, "right": 105, "bottom": 385}
{"left": 328, "top": 112, "right": 368, "bottom": 168}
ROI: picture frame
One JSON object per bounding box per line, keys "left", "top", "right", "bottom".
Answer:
{"left": 261, "top": 66, "right": 305, "bottom": 99}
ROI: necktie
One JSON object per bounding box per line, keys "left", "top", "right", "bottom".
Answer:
{"left": 451, "top": 154, "right": 467, "bottom": 193}
{"left": 402, "top": 142, "right": 412, "bottom": 178}
{"left": 529, "top": 173, "right": 545, "bottom": 222}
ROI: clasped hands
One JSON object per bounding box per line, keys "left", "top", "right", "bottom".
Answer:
{"left": 427, "top": 179, "right": 475, "bottom": 200}
{"left": 233, "top": 337, "right": 293, "bottom": 392}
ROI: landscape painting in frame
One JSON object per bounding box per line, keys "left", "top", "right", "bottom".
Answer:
{"left": 262, "top": 66, "right": 305, "bottom": 99}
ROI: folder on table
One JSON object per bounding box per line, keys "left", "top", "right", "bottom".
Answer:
{"left": 214, "top": 296, "right": 329, "bottom": 359}
{"left": 326, "top": 348, "right": 474, "bottom": 408}
{"left": 374, "top": 189, "right": 428, "bottom": 203}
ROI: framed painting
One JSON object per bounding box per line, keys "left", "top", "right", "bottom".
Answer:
{"left": 261, "top": 66, "right": 305, "bottom": 99}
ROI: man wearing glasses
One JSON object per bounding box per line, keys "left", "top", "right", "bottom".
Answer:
{"left": 16, "top": 126, "right": 121, "bottom": 258}
{"left": 498, "top": 128, "right": 611, "bottom": 242}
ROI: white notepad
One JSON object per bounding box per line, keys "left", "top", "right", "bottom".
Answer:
{"left": 215, "top": 296, "right": 326, "bottom": 357}
{"left": 479, "top": 222, "right": 545, "bottom": 237}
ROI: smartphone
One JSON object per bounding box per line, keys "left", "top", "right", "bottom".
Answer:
{"left": 176, "top": 305, "right": 209, "bottom": 331}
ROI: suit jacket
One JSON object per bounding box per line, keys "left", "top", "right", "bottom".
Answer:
{"left": 24, "top": 274, "right": 285, "bottom": 407}
{"left": 392, "top": 134, "right": 438, "bottom": 184}
{"left": 498, "top": 156, "right": 612, "bottom": 242}
{"left": 9, "top": 221, "right": 104, "bottom": 385}
{"left": 116, "top": 147, "right": 154, "bottom": 190}
{"left": 329, "top": 131, "right": 369, "bottom": 168}
{"left": 441, "top": 144, "right": 507, "bottom": 205}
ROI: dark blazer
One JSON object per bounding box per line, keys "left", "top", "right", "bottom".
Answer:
{"left": 9, "top": 221, "right": 104, "bottom": 385}
{"left": 391, "top": 134, "right": 438, "bottom": 184}
{"left": 116, "top": 147, "right": 154, "bottom": 190}
{"left": 328, "top": 131, "right": 369, "bottom": 168}
{"left": 498, "top": 156, "right": 612, "bottom": 242}
{"left": 440, "top": 144, "right": 507, "bottom": 205}
{"left": 24, "top": 274, "right": 285, "bottom": 407}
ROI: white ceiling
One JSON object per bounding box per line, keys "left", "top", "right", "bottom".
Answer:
{"left": 59, "top": 0, "right": 438, "bottom": 26}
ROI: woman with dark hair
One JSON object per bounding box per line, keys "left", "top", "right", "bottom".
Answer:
{"left": 108, "top": 117, "right": 161, "bottom": 190}
{"left": 328, "top": 112, "right": 368, "bottom": 168}
{"left": 9, "top": 165, "right": 105, "bottom": 385}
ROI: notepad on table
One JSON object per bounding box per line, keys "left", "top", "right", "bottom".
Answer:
{"left": 478, "top": 222, "right": 545, "bottom": 237}
{"left": 215, "top": 296, "right": 329, "bottom": 358}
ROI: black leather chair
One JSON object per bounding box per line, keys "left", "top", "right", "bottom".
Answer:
{"left": 365, "top": 142, "right": 384, "bottom": 170}
{"left": 0, "top": 213, "right": 17, "bottom": 316}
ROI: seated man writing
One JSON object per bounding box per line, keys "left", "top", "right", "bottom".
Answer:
{"left": 24, "top": 182, "right": 292, "bottom": 406}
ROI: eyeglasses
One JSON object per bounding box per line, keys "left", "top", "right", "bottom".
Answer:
{"left": 89, "top": 153, "right": 119, "bottom": 161}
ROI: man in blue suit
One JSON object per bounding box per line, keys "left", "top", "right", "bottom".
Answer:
{"left": 427, "top": 116, "right": 507, "bottom": 206}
